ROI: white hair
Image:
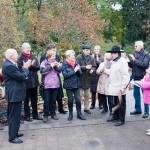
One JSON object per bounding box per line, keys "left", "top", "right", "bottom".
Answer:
{"left": 94, "top": 45, "right": 101, "bottom": 50}
{"left": 135, "top": 41, "right": 144, "bottom": 48}
{"left": 5, "top": 49, "right": 17, "bottom": 60}
{"left": 65, "top": 50, "right": 75, "bottom": 57}
{"left": 21, "top": 42, "right": 30, "bottom": 51}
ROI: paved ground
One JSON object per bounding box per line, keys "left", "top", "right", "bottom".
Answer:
{"left": 0, "top": 90, "right": 150, "bottom": 150}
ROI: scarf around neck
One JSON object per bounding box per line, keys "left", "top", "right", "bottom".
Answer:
{"left": 82, "top": 52, "right": 91, "bottom": 63}
{"left": 66, "top": 59, "right": 75, "bottom": 68}
{"left": 23, "top": 52, "right": 31, "bottom": 60}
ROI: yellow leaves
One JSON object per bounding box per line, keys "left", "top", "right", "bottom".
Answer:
{"left": 11, "top": 27, "right": 17, "bottom": 32}
{"left": 0, "top": 1, "right": 25, "bottom": 52}
{"left": 48, "top": 13, "right": 54, "bottom": 19}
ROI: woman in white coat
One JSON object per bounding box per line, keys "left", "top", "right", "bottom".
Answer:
{"left": 96, "top": 53, "right": 112, "bottom": 114}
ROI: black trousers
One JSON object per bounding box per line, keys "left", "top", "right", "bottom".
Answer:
{"left": 56, "top": 87, "right": 64, "bottom": 111}
{"left": 66, "top": 88, "right": 81, "bottom": 113}
{"left": 24, "top": 87, "right": 38, "bottom": 118}
{"left": 44, "top": 88, "right": 58, "bottom": 117}
{"left": 111, "top": 95, "right": 126, "bottom": 122}
{"left": 7, "top": 101, "right": 22, "bottom": 140}
{"left": 100, "top": 94, "right": 112, "bottom": 112}
{"left": 91, "top": 92, "right": 102, "bottom": 107}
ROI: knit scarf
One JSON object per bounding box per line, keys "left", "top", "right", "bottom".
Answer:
{"left": 23, "top": 52, "right": 31, "bottom": 60}
{"left": 66, "top": 59, "right": 75, "bottom": 68}
{"left": 82, "top": 52, "right": 91, "bottom": 63}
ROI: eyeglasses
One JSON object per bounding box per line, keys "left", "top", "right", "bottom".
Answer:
{"left": 134, "top": 45, "right": 137, "bottom": 48}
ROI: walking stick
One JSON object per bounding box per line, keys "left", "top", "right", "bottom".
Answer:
{"left": 112, "top": 77, "right": 132, "bottom": 114}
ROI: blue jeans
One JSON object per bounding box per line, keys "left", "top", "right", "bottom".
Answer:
{"left": 144, "top": 104, "right": 149, "bottom": 113}
{"left": 133, "top": 85, "right": 149, "bottom": 113}
{"left": 133, "top": 85, "right": 142, "bottom": 112}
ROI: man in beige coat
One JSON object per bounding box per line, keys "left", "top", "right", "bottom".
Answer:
{"left": 106, "top": 46, "right": 130, "bottom": 126}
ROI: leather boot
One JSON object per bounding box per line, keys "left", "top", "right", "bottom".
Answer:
{"left": 68, "top": 112, "right": 73, "bottom": 121}
{"left": 76, "top": 102, "right": 86, "bottom": 120}
{"left": 68, "top": 102, "right": 73, "bottom": 121}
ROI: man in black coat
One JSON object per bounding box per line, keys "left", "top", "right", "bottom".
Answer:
{"left": 128, "top": 41, "right": 150, "bottom": 118}
{"left": 2, "top": 49, "right": 31, "bottom": 144}
{"left": 40, "top": 44, "right": 67, "bottom": 114}
{"left": 18, "top": 43, "right": 42, "bottom": 122}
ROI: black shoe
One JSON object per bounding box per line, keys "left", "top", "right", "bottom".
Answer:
{"left": 24, "top": 117, "right": 33, "bottom": 122}
{"left": 99, "top": 105, "right": 103, "bottom": 109}
{"left": 130, "top": 110, "right": 142, "bottom": 115}
{"left": 90, "top": 105, "right": 95, "bottom": 109}
{"left": 17, "top": 133, "right": 24, "bottom": 138}
{"left": 114, "top": 121, "right": 125, "bottom": 126}
{"left": 142, "top": 112, "right": 149, "bottom": 118}
{"left": 59, "top": 109, "right": 68, "bottom": 114}
{"left": 43, "top": 116, "right": 48, "bottom": 123}
{"left": 101, "top": 109, "right": 108, "bottom": 113}
{"left": 9, "top": 138, "right": 23, "bottom": 144}
{"left": 68, "top": 113, "right": 73, "bottom": 121}
{"left": 77, "top": 113, "right": 86, "bottom": 120}
{"left": 33, "top": 116, "right": 43, "bottom": 120}
{"left": 84, "top": 109, "right": 91, "bottom": 114}
{"left": 20, "top": 120, "right": 24, "bottom": 124}
{"left": 51, "top": 115, "right": 58, "bottom": 120}
{"left": 107, "top": 117, "right": 117, "bottom": 122}
{"left": 0, "top": 127, "right": 4, "bottom": 130}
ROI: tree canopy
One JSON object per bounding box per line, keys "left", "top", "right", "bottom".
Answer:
{"left": 0, "top": 0, "right": 149, "bottom": 65}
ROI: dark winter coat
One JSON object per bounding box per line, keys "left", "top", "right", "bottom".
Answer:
{"left": 18, "top": 53, "right": 40, "bottom": 89}
{"left": 2, "top": 60, "right": 29, "bottom": 102}
{"left": 128, "top": 49, "right": 150, "bottom": 80}
{"left": 90, "top": 54, "right": 104, "bottom": 92}
{"left": 76, "top": 53, "right": 96, "bottom": 89}
{"left": 62, "top": 60, "right": 82, "bottom": 89}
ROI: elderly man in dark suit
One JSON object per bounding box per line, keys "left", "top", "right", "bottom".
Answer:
{"left": 2, "top": 49, "right": 31, "bottom": 144}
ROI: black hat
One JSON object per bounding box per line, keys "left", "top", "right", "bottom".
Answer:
{"left": 82, "top": 44, "right": 91, "bottom": 50}
{"left": 107, "top": 45, "right": 124, "bottom": 53}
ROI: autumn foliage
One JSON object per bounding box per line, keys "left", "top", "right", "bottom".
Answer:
{"left": 11, "top": 0, "right": 109, "bottom": 54}
{"left": 0, "top": 1, "right": 24, "bottom": 66}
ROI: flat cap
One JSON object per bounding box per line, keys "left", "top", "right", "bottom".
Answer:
{"left": 82, "top": 44, "right": 91, "bottom": 49}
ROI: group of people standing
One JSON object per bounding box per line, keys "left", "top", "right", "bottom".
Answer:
{"left": 2, "top": 40, "right": 150, "bottom": 144}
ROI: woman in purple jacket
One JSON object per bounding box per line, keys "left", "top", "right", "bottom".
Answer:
{"left": 40, "top": 50, "right": 61, "bottom": 123}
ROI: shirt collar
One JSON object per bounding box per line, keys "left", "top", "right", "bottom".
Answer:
{"left": 9, "top": 60, "right": 17, "bottom": 66}
{"left": 113, "top": 56, "right": 121, "bottom": 62}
